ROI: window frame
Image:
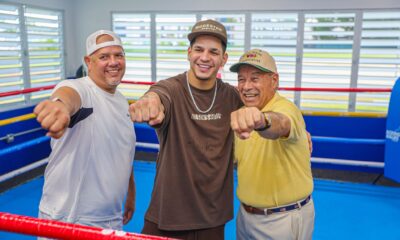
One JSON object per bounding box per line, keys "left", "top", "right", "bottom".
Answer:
{"left": 0, "top": 2, "right": 65, "bottom": 111}
{"left": 112, "top": 9, "right": 399, "bottom": 112}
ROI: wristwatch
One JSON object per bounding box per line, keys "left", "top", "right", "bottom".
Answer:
{"left": 255, "top": 112, "right": 272, "bottom": 131}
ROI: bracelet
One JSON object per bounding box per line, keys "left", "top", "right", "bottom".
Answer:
{"left": 255, "top": 112, "right": 272, "bottom": 131}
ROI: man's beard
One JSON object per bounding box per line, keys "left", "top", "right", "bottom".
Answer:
{"left": 193, "top": 70, "right": 216, "bottom": 81}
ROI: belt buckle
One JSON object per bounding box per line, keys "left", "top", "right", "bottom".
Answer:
{"left": 263, "top": 208, "right": 269, "bottom": 215}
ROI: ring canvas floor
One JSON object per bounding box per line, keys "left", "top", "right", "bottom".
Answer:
{"left": 1, "top": 161, "right": 399, "bottom": 240}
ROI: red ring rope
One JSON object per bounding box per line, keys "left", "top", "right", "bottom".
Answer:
{"left": 278, "top": 87, "right": 392, "bottom": 92}
{"left": 0, "top": 212, "right": 174, "bottom": 240}
{"left": 0, "top": 85, "right": 56, "bottom": 98}
{"left": 120, "top": 80, "right": 155, "bottom": 85}
{"left": 0, "top": 81, "right": 392, "bottom": 98}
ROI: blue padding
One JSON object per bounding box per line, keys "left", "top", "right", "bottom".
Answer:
{"left": 305, "top": 115, "right": 386, "bottom": 139}
{"left": 305, "top": 115, "right": 386, "bottom": 165}
{"left": 312, "top": 141, "right": 384, "bottom": 163}
{"left": 312, "top": 136, "right": 385, "bottom": 145}
{"left": 384, "top": 77, "right": 400, "bottom": 182}
{"left": 135, "top": 146, "right": 159, "bottom": 153}
{"left": 311, "top": 162, "right": 383, "bottom": 174}
{"left": 0, "top": 136, "right": 49, "bottom": 158}
{"left": 134, "top": 122, "right": 158, "bottom": 144}
{"left": 0, "top": 136, "right": 51, "bottom": 176}
{"left": 0, "top": 104, "right": 391, "bottom": 175}
{"left": 0, "top": 105, "right": 35, "bottom": 120}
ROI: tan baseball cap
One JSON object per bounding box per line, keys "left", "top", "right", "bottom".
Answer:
{"left": 230, "top": 49, "right": 277, "bottom": 73}
{"left": 188, "top": 19, "right": 227, "bottom": 45}
{"left": 86, "top": 30, "right": 123, "bottom": 56}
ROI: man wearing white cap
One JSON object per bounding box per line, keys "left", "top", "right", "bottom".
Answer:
{"left": 230, "top": 49, "right": 314, "bottom": 240}
{"left": 35, "top": 30, "right": 136, "bottom": 231}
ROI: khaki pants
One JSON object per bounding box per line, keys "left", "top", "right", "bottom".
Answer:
{"left": 237, "top": 199, "right": 315, "bottom": 240}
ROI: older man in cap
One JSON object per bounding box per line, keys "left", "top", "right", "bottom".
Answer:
{"left": 130, "top": 19, "right": 242, "bottom": 239}
{"left": 35, "top": 30, "right": 136, "bottom": 230}
{"left": 230, "top": 49, "right": 314, "bottom": 240}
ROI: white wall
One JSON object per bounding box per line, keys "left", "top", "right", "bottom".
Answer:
{"left": 6, "top": 0, "right": 400, "bottom": 77}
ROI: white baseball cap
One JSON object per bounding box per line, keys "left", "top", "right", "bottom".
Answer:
{"left": 86, "top": 30, "right": 123, "bottom": 56}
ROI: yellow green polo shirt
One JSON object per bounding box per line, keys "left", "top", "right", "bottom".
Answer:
{"left": 235, "top": 93, "right": 313, "bottom": 208}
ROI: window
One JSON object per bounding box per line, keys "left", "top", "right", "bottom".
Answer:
{"left": 25, "top": 7, "right": 64, "bottom": 101}
{"left": 113, "top": 10, "right": 399, "bottom": 113}
{"left": 0, "top": 3, "right": 64, "bottom": 109}
{"left": 357, "top": 11, "right": 400, "bottom": 112}
{"left": 156, "top": 14, "right": 195, "bottom": 81}
{"left": 202, "top": 14, "right": 245, "bottom": 85}
{"left": 251, "top": 13, "right": 298, "bottom": 101}
{"left": 0, "top": 3, "right": 24, "bottom": 106}
{"left": 113, "top": 13, "right": 152, "bottom": 99}
{"left": 301, "top": 13, "right": 355, "bottom": 111}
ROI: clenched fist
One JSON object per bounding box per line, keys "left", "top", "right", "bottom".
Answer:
{"left": 129, "top": 92, "right": 165, "bottom": 126}
{"left": 231, "top": 107, "right": 265, "bottom": 139}
{"left": 34, "top": 99, "right": 70, "bottom": 139}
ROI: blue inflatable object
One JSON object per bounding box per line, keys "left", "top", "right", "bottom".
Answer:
{"left": 384, "top": 77, "right": 400, "bottom": 182}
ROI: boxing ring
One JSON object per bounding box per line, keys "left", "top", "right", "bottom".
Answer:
{"left": 1, "top": 79, "right": 400, "bottom": 239}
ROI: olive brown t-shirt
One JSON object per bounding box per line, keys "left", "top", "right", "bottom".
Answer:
{"left": 145, "top": 72, "right": 242, "bottom": 230}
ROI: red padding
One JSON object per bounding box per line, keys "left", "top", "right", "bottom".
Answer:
{"left": 0, "top": 212, "right": 174, "bottom": 240}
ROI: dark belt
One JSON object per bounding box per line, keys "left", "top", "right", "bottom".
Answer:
{"left": 242, "top": 195, "right": 311, "bottom": 215}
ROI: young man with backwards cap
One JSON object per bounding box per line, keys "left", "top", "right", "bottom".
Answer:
{"left": 35, "top": 30, "right": 136, "bottom": 231}
{"left": 129, "top": 19, "right": 242, "bottom": 239}
{"left": 230, "top": 49, "right": 314, "bottom": 240}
